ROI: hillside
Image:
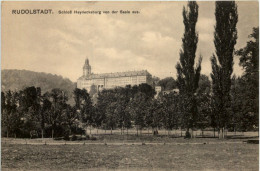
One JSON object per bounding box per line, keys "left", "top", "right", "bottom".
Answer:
{"left": 1, "top": 70, "right": 76, "bottom": 97}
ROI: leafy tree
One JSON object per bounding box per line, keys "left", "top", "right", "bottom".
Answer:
{"left": 73, "top": 88, "right": 95, "bottom": 134}
{"left": 73, "top": 88, "right": 82, "bottom": 110}
{"left": 18, "top": 87, "right": 42, "bottom": 137}
{"left": 195, "top": 75, "right": 212, "bottom": 136}
{"left": 96, "top": 89, "right": 116, "bottom": 130}
{"left": 105, "top": 102, "right": 118, "bottom": 134}
{"left": 197, "top": 75, "right": 211, "bottom": 95}
{"left": 211, "top": 1, "right": 238, "bottom": 138}
{"left": 138, "top": 83, "right": 156, "bottom": 99}
{"left": 2, "top": 90, "right": 22, "bottom": 138}
{"left": 157, "top": 92, "right": 179, "bottom": 135}
{"left": 63, "top": 104, "right": 78, "bottom": 134}
{"left": 128, "top": 92, "right": 148, "bottom": 135}
{"left": 230, "top": 76, "right": 244, "bottom": 131}
{"left": 114, "top": 87, "right": 132, "bottom": 134}
{"left": 196, "top": 92, "right": 211, "bottom": 136}
{"left": 89, "top": 84, "right": 98, "bottom": 98}
{"left": 151, "top": 76, "right": 160, "bottom": 88}
{"left": 45, "top": 88, "right": 68, "bottom": 138}
{"left": 157, "top": 77, "right": 177, "bottom": 91}
{"left": 145, "top": 99, "right": 164, "bottom": 134}
{"left": 79, "top": 89, "right": 95, "bottom": 134}
{"left": 235, "top": 27, "right": 259, "bottom": 131}
{"left": 1, "top": 92, "right": 5, "bottom": 114}
{"left": 41, "top": 92, "right": 52, "bottom": 137}
{"left": 176, "top": 1, "right": 202, "bottom": 136}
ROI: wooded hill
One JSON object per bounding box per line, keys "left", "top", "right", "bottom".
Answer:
{"left": 1, "top": 69, "right": 76, "bottom": 95}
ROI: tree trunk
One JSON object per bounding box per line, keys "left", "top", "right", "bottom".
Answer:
{"left": 52, "top": 129, "right": 54, "bottom": 139}
{"left": 7, "top": 130, "right": 9, "bottom": 138}
{"left": 97, "top": 127, "right": 98, "bottom": 135}
{"left": 42, "top": 129, "right": 44, "bottom": 139}
{"left": 201, "top": 129, "right": 204, "bottom": 137}
{"left": 218, "top": 127, "right": 225, "bottom": 139}
{"left": 213, "top": 127, "right": 215, "bottom": 138}
{"left": 222, "top": 127, "right": 225, "bottom": 139}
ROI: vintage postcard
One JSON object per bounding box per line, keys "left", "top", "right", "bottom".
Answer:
{"left": 1, "top": 1, "right": 259, "bottom": 171}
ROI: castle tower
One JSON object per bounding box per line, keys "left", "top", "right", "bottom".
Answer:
{"left": 83, "top": 58, "right": 91, "bottom": 77}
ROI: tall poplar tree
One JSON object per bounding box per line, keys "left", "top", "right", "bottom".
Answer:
{"left": 211, "top": 1, "right": 238, "bottom": 138}
{"left": 176, "top": 1, "right": 202, "bottom": 136}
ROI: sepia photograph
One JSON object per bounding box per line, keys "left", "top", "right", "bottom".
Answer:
{"left": 1, "top": 1, "right": 259, "bottom": 170}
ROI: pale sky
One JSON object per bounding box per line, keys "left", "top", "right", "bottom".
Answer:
{"left": 2, "top": 1, "right": 259, "bottom": 82}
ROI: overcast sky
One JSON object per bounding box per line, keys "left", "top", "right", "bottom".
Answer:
{"left": 2, "top": 1, "right": 259, "bottom": 82}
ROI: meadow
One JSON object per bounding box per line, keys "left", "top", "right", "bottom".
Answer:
{"left": 2, "top": 132, "right": 259, "bottom": 171}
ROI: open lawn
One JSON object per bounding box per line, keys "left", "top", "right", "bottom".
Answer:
{"left": 2, "top": 137, "right": 259, "bottom": 171}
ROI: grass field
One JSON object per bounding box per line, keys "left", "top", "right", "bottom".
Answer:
{"left": 2, "top": 136, "right": 259, "bottom": 171}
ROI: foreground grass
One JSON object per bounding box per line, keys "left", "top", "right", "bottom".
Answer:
{"left": 2, "top": 141, "right": 258, "bottom": 171}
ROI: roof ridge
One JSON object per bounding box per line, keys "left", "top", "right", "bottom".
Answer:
{"left": 78, "top": 70, "right": 150, "bottom": 80}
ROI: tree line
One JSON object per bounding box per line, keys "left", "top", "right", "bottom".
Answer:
{"left": 1, "top": 1, "right": 258, "bottom": 139}
{"left": 1, "top": 69, "right": 258, "bottom": 139}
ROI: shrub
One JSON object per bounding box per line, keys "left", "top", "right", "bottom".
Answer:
{"left": 64, "top": 134, "right": 70, "bottom": 141}
{"left": 71, "top": 135, "right": 77, "bottom": 141}
{"left": 90, "top": 136, "right": 97, "bottom": 141}
{"left": 85, "top": 135, "right": 90, "bottom": 140}
{"left": 184, "top": 131, "right": 191, "bottom": 139}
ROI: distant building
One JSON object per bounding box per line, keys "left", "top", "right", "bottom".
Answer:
{"left": 155, "top": 86, "right": 162, "bottom": 93}
{"left": 77, "top": 58, "right": 153, "bottom": 92}
{"left": 154, "top": 86, "right": 179, "bottom": 98}
{"left": 154, "top": 86, "right": 162, "bottom": 98}
{"left": 162, "top": 88, "right": 179, "bottom": 95}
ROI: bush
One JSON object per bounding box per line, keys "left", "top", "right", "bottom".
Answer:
{"left": 54, "top": 137, "right": 63, "bottom": 141}
{"left": 90, "top": 136, "right": 97, "bottom": 141}
{"left": 71, "top": 135, "right": 77, "bottom": 141}
{"left": 184, "top": 131, "right": 191, "bottom": 139}
{"left": 70, "top": 126, "right": 86, "bottom": 135}
{"left": 64, "top": 134, "right": 70, "bottom": 141}
{"left": 44, "top": 125, "right": 70, "bottom": 138}
{"left": 85, "top": 134, "right": 90, "bottom": 140}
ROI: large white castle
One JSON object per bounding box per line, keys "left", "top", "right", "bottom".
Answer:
{"left": 77, "top": 59, "right": 153, "bottom": 92}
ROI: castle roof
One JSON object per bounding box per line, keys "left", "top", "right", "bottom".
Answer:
{"left": 78, "top": 70, "right": 151, "bottom": 80}
{"left": 83, "top": 58, "right": 91, "bottom": 69}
